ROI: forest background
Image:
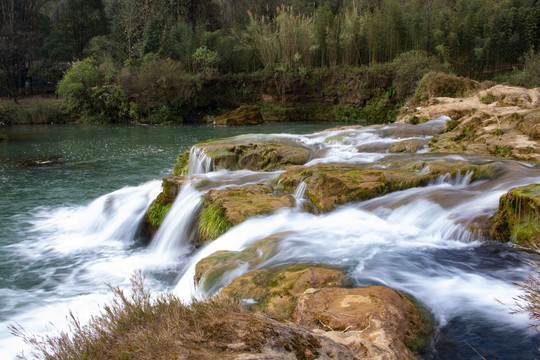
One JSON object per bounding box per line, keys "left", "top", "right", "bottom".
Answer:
{"left": 1, "top": 0, "right": 540, "bottom": 124}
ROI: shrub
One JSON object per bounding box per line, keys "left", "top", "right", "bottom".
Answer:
{"left": 480, "top": 92, "right": 497, "bottom": 104}
{"left": 414, "top": 72, "right": 480, "bottom": 103}
{"left": 57, "top": 58, "right": 101, "bottom": 112}
{"left": 391, "top": 50, "right": 441, "bottom": 101}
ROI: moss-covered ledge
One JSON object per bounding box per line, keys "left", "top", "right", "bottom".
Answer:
{"left": 197, "top": 184, "right": 295, "bottom": 245}
{"left": 492, "top": 184, "right": 540, "bottom": 248}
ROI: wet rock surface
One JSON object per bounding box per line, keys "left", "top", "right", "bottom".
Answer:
{"left": 292, "top": 286, "right": 432, "bottom": 360}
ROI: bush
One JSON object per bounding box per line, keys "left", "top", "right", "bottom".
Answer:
{"left": 57, "top": 58, "right": 102, "bottom": 114}
{"left": 391, "top": 50, "right": 441, "bottom": 101}
{"left": 118, "top": 58, "right": 201, "bottom": 123}
{"left": 414, "top": 72, "right": 480, "bottom": 103}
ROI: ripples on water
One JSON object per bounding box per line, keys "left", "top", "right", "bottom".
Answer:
{"left": 0, "top": 120, "right": 539, "bottom": 359}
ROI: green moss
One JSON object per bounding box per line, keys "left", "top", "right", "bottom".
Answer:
{"left": 492, "top": 184, "right": 540, "bottom": 247}
{"left": 147, "top": 203, "right": 172, "bottom": 227}
{"left": 198, "top": 205, "right": 232, "bottom": 243}
{"left": 173, "top": 151, "right": 190, "bottom": 175}
{"left": 493, "top": 127, "right": 503, "bottom": 136}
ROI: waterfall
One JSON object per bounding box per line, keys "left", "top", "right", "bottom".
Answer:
{"left": 148, "top": 183, "right": 202, "bottom": 262}
{"left": 187, "top": 147, "right": 212, "bottom": 175}
{"left": 293, "top": 181, "right": 307, "bottom": 210}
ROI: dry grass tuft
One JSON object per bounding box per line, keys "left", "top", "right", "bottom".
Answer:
{"left": 512, "top": 263, "right": 540, "bottom": 332}
{"left": 10, "top": 271, "right": 242, "bottom": 360}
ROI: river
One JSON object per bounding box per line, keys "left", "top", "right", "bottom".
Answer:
{"left": 0, "top": 122, "right": 539, "bottom": 359}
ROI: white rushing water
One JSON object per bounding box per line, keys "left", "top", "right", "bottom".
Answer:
{"left": 2, "top": 118, "right": 539, "bottom": 358}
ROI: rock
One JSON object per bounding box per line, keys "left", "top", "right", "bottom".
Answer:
{"left": 275, "top": 160, "right": 498, "bottom": 213}
{"left": 141, "top": 175, "right": 185, "bottom": 238}
{"left": 198, "top": 184, "right": 295, "bottom": 244}
{"left": 389, "top": 139, "right": 429, "bottom": 153}
{"left": 194, "top": 140, "right": 311, "bottom": 171}
{"left": 292, "top": 286, "right": 432, "bottom": 360}
{"left": 194, "top": 234, "right": 285, "bottom": 292}
{"left": 194, "top": 311, "right": 358, "bottom": 359}
{"left": 221, "top": 265, "right": 347, "bottom": 320}
{"left": 492, "top": 184, "right": 540, "bottom": 248}
{"left": 398, "top": 83, "right": 540, "bottom": 164}
{"left": 214, "top": 105, "right": 263, "bottom": 126}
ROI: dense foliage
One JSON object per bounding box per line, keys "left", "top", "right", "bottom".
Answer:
{"left": 1, "top": 0, "right": 539, "bottom": 121}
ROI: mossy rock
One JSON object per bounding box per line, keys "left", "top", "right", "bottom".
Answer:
{"left": 173, "top": 150, "right": 190, "bottom": 175}
{"left": 221, "top": 264, "right": 347, "bottom": 320}
{"left": 197, "top": 184, "right": 295, "bottom": 244}
{"left": 274, "top": 160, "right": 498, "bottom": 213}
{"left": 492, "top": 184, "right": 540, "bottom": 248}
{"left": 194, "top": 234, "right": 286, "bottom": 293}
{"left": 141, "top": 175, "right": 186, "bottom": 239}
{"left": 214, "top": 105, "right": 263, "bottom": 126}
{"left": 193, "top": 140, "right": 310, "bottom": 171}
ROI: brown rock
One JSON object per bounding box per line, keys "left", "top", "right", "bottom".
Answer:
{"left": 222, "top": 265, "right": 347, "bottom": 320}
{"left": 292, "top": 286, "right": 432, "bottom": 360}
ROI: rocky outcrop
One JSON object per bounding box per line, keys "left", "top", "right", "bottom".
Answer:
{"left": 193, "top": 140, "right": 311, "bottom": 171}
{"left": 221, "top": 265, "right": 347, "bottom": 320}
{"left": 275, "top": 160, "right": 499, "bottom": 213}
{"left": 213, "top": 105, "right": 263, "bottom": 126}
{"left": 492, "top": 184, "right": 540, "bottom": 248}
{"left": 398, "top": 83, "right": 540, "bottom": 164}
{"left": 292, "top": 286, "right": 432, "bottom": 360}
{"left": 198, "top": 184, "right": 295, "bottom": 244}
{"left": 141, "top": 175, "right": 185, "bottom": 238}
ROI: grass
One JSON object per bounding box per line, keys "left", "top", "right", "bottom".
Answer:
{"left": 198, "top": 205, "right": 232, "bottom": 243}
{"left": 10, "top": 272, "right": 243, "bottom": 360}
{"left": 147, "top": 202, "right": 172, "bottom": 227}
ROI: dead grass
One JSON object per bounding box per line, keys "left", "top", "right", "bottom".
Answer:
{"left": 512, "top": 263, "right": 540, "bottom": 332}
{"left": 10, "top": 271, "right": 243, "bottom": 360}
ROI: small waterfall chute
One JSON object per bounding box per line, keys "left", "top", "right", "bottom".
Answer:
{"left": 187, "top": 147, "right": 212, "bottom": 175}
{"left": 148, "top": 182, "right": 202, "bottom": 261}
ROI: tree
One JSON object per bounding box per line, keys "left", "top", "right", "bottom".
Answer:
{"left": 53, "top": 0, "right": 108, "bottom": 59}
{"left": 0, "top": 0, "right": 50, "bottom": 100}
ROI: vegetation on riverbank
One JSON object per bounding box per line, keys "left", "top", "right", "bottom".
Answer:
{"left": 1, "top": 0, "right": 540, "bottom": 124}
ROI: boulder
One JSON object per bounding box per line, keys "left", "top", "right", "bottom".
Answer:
{"left": 214, "top": 105, "right": 263, "bottom": 126}
{"left": 221, "top": 265, "right": 347, "bottom": 320}
{"left": 492, "top": 184, "right": 540, "bottom": 248}
{"left": 193, "top": 140, "right": 311, "bottom": 171}
{"left": 292, "top": 286, "right": 432, "bottom": 360}
{"left": 198, "top": 184, "right": 295, "bottom": 244}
